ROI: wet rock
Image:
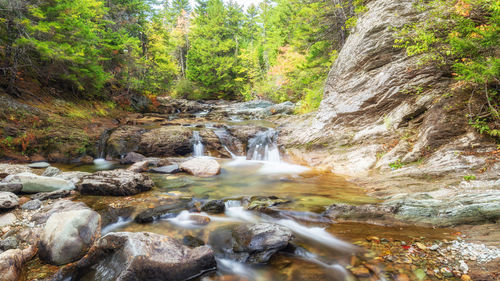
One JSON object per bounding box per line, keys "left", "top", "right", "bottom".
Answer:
{"left": 126, "top": 160, "right": 149, "bottom": 173}
{"left": 149, "top": 164, "right": 181, "bottom": 174}
{"left": 209, "top": 223, "right": 293, "bottom": 264}
{"left": 21, "top": 199, "right": 42, "bottom": 210}
{"left": 3, "top": 172, "right": 75, "bottom": 193}
{"left": 0, "top": 192, "right": 19, "bottom": 210}
{"left": 189, "top": 214, "right": 211, "bottom": 225}
{"left": 0, "top": 236, "right": 18, "bottom": 251}
{"left": 227, "top": 125, "right": 267, "bottom": 147}
{"left": 38, "top": 208, "right": 101, "bottom": 265}
{"left": 119, "top": 152, "right": 146, "bottom": 164}
{"left": 183, "top": 235, "right": 205, "bottom": 248}
{"left": 106, "top": 126, "right": 146, "bottom": 158}
{"left": 42, "top": 166, "right": 61, "bottom": 177}
{"left": 0, "top": 164, "right": 32, "bottom": 179}
{"left": 138, "top": 126, "right": 193, "bottom": 157}
{"left": 55, "top": 232, "right": 216, "bottom": 281}
{"left": 0, "top": 213, "right": 16, "bottom": 228}
{"left": 180, "top": 158, "right": 221, "bottom": 177}
{"left": 201, "top": 199, "right": 225, "bottom": 214}
{"left": 323, "top": 203, "right": 398, "bottom": 223}
{"left": 248, "top": 196, "right": 291, "bottom": 210}
{"left": 0, "top": 246, "right": 37, "bottom": 281}
{"left": 0, "top": 183, "right": 22, "bottom": 193}
{"left": 77, "top": 169, "right": 154, "bottom": 196}
{"left": 134, "top": 201, "right": 187, "bottom": 223}
{"left": 31, "top": 189, "right": 73, "bottom": 201}
{"left": 31, "top": 199, "right": 91, "bottom": 225}
{"left": 28, "top": 162, "right": 50, "bottom": 169}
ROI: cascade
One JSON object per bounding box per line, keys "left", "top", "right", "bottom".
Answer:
{"left": 246, "top": 129, "right": 280, "bottom": 162}
{"left": 97, "top": 129, "right": 112, "bottom": 159}
{"left": 192, "top": 131, "right": 204, "bottom": 157}
{"left": 212, "top": 126, "right": 238, "bottom": 157}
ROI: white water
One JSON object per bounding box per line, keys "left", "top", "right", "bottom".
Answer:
{"left": 101, "top": 217, "right": 132, "bottom": 234}
{"left": 247, "top": 129, "right": 281, "bottom": 162}
{"left": 275, "top": 219, "right": 356, "bottom": 252}
{"left": 216, "top": 258, "right": 260, "bottom": 280}
{"left": 93, "top": 158, "right": 113, "bottom": 170}
{"left": 192, "top": 131, "right": 204, "bottom": 157}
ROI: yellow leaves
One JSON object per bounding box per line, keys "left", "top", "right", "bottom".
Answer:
{"left": 455, "top": 0, "right": 471, "bottom": 17}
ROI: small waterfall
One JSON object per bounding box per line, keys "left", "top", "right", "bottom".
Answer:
{"left": 212, "top": 126, "right": 238, "bottom": 157}
{"left": 192, "top": 131, "right": 204, "bottom": 157}
{"left": 97, "top": 129, "right": 112, "bottom": 159}
{"left": 246, "top": 129, "right": 280, "bottom": 162}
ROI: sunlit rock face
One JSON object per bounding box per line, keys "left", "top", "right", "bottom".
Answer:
{"left": 279, "top": 0, "right": 497, "bottom": 180}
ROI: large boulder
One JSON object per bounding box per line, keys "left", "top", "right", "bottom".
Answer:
{"left": 138, "top": 126, "right": 193, "bottom": 157}
{"left": 2, "top": 172, "right": 74, "bottom": 193}
{"left": 38, "top": 208, "right": 101, "bottom": 265}
{"left": 54, "top": 232, "right": 216, "bottom": 281}
{"left": 76, "top": 169, "right": 154, "bottom": 196}
{"left": 0, "top": 246, "right": 37, "bottom": 281}
{"left": 0, "top": 192, "right": 19, "bottom": 210}
{"left": 209, "top": 223, "right": 293, "bottom": 263}
{"left": 31, "top": 199, "right": 91, "bottom": 225}
{"left": 106, "top": 126, "right": 147, "bottom": 158}
{"left": 180, "top": 158, "right": 221, "bottom": 177}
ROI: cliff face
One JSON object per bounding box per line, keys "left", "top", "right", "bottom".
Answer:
{"left": 280, "top": 0, "right": 498, "bottom": 183}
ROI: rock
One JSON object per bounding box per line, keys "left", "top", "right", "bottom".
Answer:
{"left": 38, "top": 208, "right": 101, "bottom": 265}
{"left": 0, "top": 192, "right": 19, "bottom": 210}
{"left": 18, "top": 196, "right": 30, "bottom": 205}
{"left": 31, "top": 189, "right": 73, "bottom": 201}
{"left": 126, "top": 160, "right": 149, "bottom": 173}
{"left": 54, "top": 232, "right": 216, "bottom": 281}
{"left": 0, "top": 183, "right": 23, "bottom": 193}
{"left": 209, "top": 223, "right": 293, "bottom": 263}
{"left": 183, "top": 235, "right": 205, "bottom": 248}
{"left": 0, "top": 213, "right": 16, "bottom": 228}
{"left": 188, "top": 214, "right": 211, "bottom": 225}
{"left": 21, "top": 199, "right": 42, "bottom": 210}
{"left": 0, "top": 246, "right": 37, "bottom": 281}
{"left": 0, "top": 237, "right": 18, "bottom": 251}
{"left": 134, "top": 201, "right": 187, "bottom": 223}
{"left": 149, "top": 164, "right": 181, "bottom": 174}
{"left": 55, "top": 171, "right": 91, "bottom": 184}
{"left": 106, "top": 126, "right": 146, "bottom": 158}
{"left": 248, "top": 196, "right": 290, "bottom": 210}
{"left": 80, "top": 155, "right": 94, "bottom": 164}
{"left": 119, "top": 152, "right": 146, "bottom": 164}
{"left": 459, "top": 260, "right": 469, "bottom": 274}
{"left": 77, "top": 169, "right": 154, "bottom": 196}
{"left": 201, "top": 200, "right": 225, "bottom": 214}
{"left": 0, "top": 164, "right": 32, "bottom": 179}
{"left": 180, "top": 158, "right": 221, "bottom": 177}
{"left": 27, "top": 162, "right": 50, "bottom": 169}
{"left": 323, "top": 203, "right": 397, "bottom": 223}
{"left": 41, "top": 166, "right": 61, "bottom": 177}
{"left": 3, "top": 172, "right": 75, "bottom": 193}
{"left": 31, "top": 199, "right": 91, "bottom": 225}
{"left": 138, "top": 126, "right": 193, "bottom": 157}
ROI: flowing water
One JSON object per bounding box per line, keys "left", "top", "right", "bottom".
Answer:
{"left": 40, "top": 117, "right": 455, "bottom": 281}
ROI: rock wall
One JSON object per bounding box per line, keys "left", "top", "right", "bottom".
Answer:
{"left": 280, "top": 0, "right": 499, "bottom": 185}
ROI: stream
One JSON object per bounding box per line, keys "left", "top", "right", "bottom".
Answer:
{"left": 23, "top": 113, "right": 456, "bottom": 281}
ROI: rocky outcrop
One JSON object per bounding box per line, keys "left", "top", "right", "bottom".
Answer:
{"left": 138, "top": 126, "right": 193, "bottom": 156}
{"left": 53, "top": 232, "right": 216, "bottom": 281}
{"left": 106, "top": 126, "right": 146, "bottom": 158}
{"left": 39, "top": 208, "right": 101, "bottom": 265}
{"left": 209, "top": 223, "right": 293, "bottom": 263}
{"left": 76, "top": 169, "right": 154, "bottom": 196}
{"left": 180, "top": 158, "right": 221, "bottom": 177}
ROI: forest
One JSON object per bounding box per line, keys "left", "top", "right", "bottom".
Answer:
{"left": 0, "top": 0, "right": 364, "bottom": 113}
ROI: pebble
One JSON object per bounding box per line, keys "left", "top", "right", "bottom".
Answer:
{"left": 446, "top": 240, "right": 500, "bottom": 263}
{"left": 458, "top": 260, "right": 468, "bottom": 274}
{"left": 429, "top": 244, "right": 439, "bottom": 251}
{"left": 21, "top": 199, "right": 42, "bottom": 210}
